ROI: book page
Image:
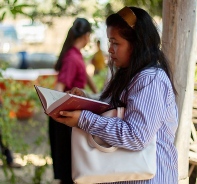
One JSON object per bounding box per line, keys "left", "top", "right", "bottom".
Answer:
{"left": 37, "top": 86, "right": 66, "bottom": 108}
{"left": 69, "top": 94, "right": 109, "bottom": 105}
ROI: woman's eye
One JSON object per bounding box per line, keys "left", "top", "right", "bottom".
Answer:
{"left": 109, "top": 42, "right": 118, "bottom": 45}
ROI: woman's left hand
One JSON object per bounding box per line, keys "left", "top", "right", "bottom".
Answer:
{"left": 67, "top": 87, "right": 86, "bottom": 97}
{"left": 52, "top": 110, "right": 82, "bottom": 127}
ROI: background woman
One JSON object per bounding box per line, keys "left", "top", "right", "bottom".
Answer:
{"left": 49, "top": 17, "right": 97, "bottom": 184}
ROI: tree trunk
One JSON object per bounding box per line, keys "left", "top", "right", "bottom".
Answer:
{"left": 162, "top": 0, "right": 197, "bottom": 183}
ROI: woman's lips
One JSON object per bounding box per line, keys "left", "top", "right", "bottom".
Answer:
{"left": 110, "top": 57, "right": 116, "bottom": 61}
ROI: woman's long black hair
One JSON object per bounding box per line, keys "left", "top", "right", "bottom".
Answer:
{"left": 100, "top": 6, "right": 177, "bottom": 107}
{"left": 54, "top": 18, "right": 91, "bottom": 71}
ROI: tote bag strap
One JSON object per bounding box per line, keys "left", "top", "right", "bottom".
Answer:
{"left": 87, "top": 107, "right": 125, "bottom": 153}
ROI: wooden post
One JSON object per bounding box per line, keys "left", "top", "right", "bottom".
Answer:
{"left": 162, "top": 0, "right": 197, "bottom": 183}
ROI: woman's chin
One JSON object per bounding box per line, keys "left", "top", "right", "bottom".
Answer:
{"left": 113, "top": 61, "right": 119, "bottom": 67}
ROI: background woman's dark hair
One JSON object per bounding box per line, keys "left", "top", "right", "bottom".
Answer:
{"left": 100, "top": 6, "right": 177, "bottom": 107}
{"left": 54, "top": 18, "right": 91, "bottom": 71}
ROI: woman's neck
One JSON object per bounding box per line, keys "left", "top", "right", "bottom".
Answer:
{"left": 73, "top": 37, "right": 85, "bottom": 50}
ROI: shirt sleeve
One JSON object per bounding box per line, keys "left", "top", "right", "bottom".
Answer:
{"left": 78, "top": 74, "right": 169, "bottom": 151}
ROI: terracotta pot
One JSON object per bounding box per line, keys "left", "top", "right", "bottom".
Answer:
{"left": 0, "top": 82, "right": 6, "bottom": 91}
{"left": 15, "top": 100, "right": 34, "bottom": 119}
{"left": 1, "top": 79, "right": 35, "bottom": 119}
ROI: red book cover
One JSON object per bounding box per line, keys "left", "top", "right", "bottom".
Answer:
{"left": 34, "top": 85, "right": 110, "bottom": 118}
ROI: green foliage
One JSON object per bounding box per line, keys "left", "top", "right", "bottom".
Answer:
{"left": 0, "top": 68, "right": 55, "bottom": 183}
{"left": 0, "top": 78, "right": 36, "bottom": 152}
{"left": 0, "top": 0, "right": 34, "bottom": 21}
{"left": 32, "top": 164, "right": 49, "bottom": 184}
{"left": 0, "top": 0, "right": 163, "bottom": 25}
{"left": 120, "top": 0, "right": 163, "bottom": 16}
{"left": 0, "top": 0, "right": 86, "bottom": 23}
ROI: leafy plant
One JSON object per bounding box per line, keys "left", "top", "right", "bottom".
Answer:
{"left": 0, "top": 0, "right": 35, "bottom": 21}
{"left": 32, "top": 164, "right": 49, "bottom": 184}
{"left": 0, "top": 68, "right": 55, "bottom": 183}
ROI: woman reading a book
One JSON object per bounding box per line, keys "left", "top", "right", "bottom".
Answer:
{"left": 49, "top": 18, "right": 97, "bottom": 184}
{"left": 52, "top": 6, "right": 178, "bottom": 184}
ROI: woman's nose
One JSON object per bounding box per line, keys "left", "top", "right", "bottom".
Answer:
{"left": 108, "top": 45, "right": 114, "bottom": 54}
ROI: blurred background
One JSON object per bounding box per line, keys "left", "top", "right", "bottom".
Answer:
{"left": 0, "top": 0, "right": 163, "bottom": 71}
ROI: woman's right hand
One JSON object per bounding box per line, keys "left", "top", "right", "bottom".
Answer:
{"left": 67, "top": 87, "right": 86, "bottom": 97}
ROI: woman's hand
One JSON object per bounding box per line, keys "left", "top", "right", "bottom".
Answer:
{"left": 67, "top": 87, "right": 86, "bottom": 97}
{"left": 52, "top": 110, "right": 82, "bottom": 127}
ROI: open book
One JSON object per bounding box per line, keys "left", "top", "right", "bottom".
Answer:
{"left": 34, "top": 85, "right": 110, "bottom": 118}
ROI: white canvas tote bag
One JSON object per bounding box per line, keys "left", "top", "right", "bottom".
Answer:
{"left": 72, "top": 108, "right": 156, "bottom": 184}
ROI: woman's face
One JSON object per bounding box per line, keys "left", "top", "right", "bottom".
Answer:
{"left": 107, "top": 26, "right": 132, "bottom": 68}
{"left": 84, "top": 32, "right": 91, "bottom": 47}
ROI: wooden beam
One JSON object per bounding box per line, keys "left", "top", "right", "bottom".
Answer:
{"left": 162, "top": 0, "right": 197, "bottom": 183}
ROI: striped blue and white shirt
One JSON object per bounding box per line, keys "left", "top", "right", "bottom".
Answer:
{"left": 78, "top": 68, "right": 178, "bottom": 184}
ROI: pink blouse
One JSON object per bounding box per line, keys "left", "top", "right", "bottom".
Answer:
{"left": 57, "top": 46, "right": 87, "bottom": 91}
